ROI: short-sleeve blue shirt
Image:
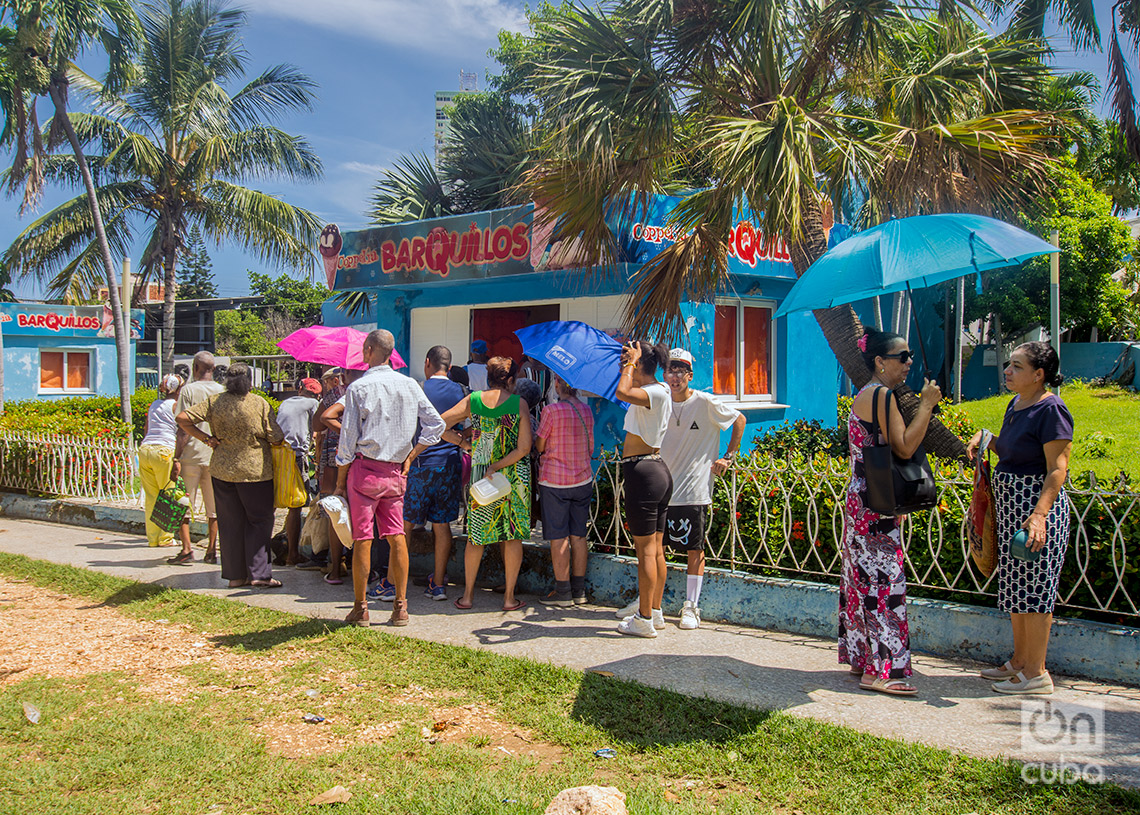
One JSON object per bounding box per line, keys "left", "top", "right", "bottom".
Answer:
{"left": 994, "top": 393, "right": 1074, "bottom": 476}
{"left": 412, "top": 376, "right": 467, "bottom": 469}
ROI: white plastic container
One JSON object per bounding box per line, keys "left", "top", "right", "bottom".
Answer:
{"left": 470, "top": 472, "right": 511, "bottom": 506}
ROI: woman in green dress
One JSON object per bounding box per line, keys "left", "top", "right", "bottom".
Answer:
{"left": 435, "top": 356, "right": 533, "bottom": 610}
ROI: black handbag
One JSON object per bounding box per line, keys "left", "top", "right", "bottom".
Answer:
{"left": 862, "top": 386, "right": 937, "bottom": 516}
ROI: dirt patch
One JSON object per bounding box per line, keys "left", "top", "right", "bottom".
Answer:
{"left": 0, "top": 576, "right": 564, "bottom": 766}
{"left": 0, "top": 576, "right": 292, "bottom": 701}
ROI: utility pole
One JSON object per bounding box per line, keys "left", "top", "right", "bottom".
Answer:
{"left": 1050, "top": 229, "right": 1061, "bottom": 395}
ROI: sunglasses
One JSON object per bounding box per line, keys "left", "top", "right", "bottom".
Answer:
{"left": 882, "top": 351, "right": 914, "bottom": 364}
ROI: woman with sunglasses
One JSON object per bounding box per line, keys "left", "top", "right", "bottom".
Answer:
{"left": 840, "top": 327, "right": 941, "bottom": 696}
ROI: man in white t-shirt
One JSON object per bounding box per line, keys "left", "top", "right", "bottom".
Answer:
{"left": 659, "top": 348, "right": 745, "bottom": 630}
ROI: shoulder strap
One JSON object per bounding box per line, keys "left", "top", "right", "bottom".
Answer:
{"left": 871, "top": 386, "right": 892, "bottom": 446}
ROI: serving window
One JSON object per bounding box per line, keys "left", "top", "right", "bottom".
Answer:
{"left": 39, "top": 350, "right": 92, "bottom": 393}
{"left": 713, "top": 300, "right": 774, "bottom": 401}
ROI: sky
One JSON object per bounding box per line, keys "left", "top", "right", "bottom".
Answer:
{"left": 0, "top": 0, "right": 1129, "bottom": 302}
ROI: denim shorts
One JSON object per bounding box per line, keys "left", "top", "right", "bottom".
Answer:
{"left": 540, "top": 482, "right": 593, "bottom": 539}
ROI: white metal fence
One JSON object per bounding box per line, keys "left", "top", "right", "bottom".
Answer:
{"left": 590, "top": 452, "right": 1139, "bottom": 622}
{"left": 0, "top": 431, "right": 140, "bottom": 503}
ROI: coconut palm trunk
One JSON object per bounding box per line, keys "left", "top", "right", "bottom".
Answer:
{"left": 162, "top": 245, "right": 178, "bottom": 372}
{"left": 48, "top": 83, "right": 132, "bottom": 425}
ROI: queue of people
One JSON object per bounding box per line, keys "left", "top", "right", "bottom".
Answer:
{"left": 139, "top": 327, "right": 1075, "bottom": 696}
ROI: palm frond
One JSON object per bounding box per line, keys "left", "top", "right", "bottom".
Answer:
{"left": 330, "top": 290, "right": 373, "bottom": 320}
{"left": 369, "top": 153, "right": 454, "bottom": 225}
{"left": 1108, "top": 3, "right": 1140, "bottom": 163}
{"left": 198, "top": 180, "right": 322, "bottom": 272}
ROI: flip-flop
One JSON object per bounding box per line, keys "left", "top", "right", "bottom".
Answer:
{"left": 453, "top": 598, "right": 473, "bottom": 610}
{"left": 860, "top": 677, "right": 917, "bottom": 696}
{"left": 251, "top": 579, "right": 283, "bottom": 589}
{"left": 227, "top": 579, "right": 251, "bottom": 588}
{"left": 501, "top": 599, "right": 526, "bottom": 612}
{"left": 324, "top": 575, "right": 344, "bottom": 585}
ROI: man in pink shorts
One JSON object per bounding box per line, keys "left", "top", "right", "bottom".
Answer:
{"left": 335, "top": 329, "right": 445, "bottom": 627}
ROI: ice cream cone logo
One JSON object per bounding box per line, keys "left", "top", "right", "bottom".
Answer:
{"left": 319, "top": 224, "right": 343, "bottom": 288}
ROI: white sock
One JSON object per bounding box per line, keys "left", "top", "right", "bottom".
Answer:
{"left": 687, "top": 575, "right": 703, "bottom": 605}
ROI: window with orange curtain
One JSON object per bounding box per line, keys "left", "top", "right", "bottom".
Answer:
{"left": 713, "top": 302, "right": 774, "bottom": 399}
{"left": 713, "top": 305, "right": 737, "bottom": 395}
{"left": 40, "top": 352, "right": 64, "bottom": 390}
{"left": 67, "top": 353, "right": 91, "bottom": 390}
{"left": 39, "top": 350, "right": 92, "bottom": 392}
{"left": 742, "top": 306, "right": 770, "bottom": 395}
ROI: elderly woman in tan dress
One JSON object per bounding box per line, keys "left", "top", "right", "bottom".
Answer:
{"left": 177, "top": 363, "right": 285, "bottom": 588}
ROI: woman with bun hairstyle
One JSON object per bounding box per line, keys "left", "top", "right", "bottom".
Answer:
{"left": 967, "top": 342, "right": 1073, "bottom": 695}
{"left": 840, "top": 328, "right": 942, "bottom": 695}
{"left": 614, "top": 340, "right": 673, "bottom": 638}
{"left": 139, "top": 373, "right": 185, "bottom": 547}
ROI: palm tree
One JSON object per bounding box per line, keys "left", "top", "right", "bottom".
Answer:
{"left": 2, "top": 0, "right": 141, "bottom": 423}
{"left": 3, "top": 0, "right": 323, "bottom": 371}
{"left": 524, "top": 1, "right": 1069, "bottom": 460}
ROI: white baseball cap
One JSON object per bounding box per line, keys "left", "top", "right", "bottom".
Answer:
{"left": 669, "top": 348, "right": 694, "bottom": 369}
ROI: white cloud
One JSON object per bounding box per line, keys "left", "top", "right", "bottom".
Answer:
{"left": 244, "top": 0, "right": 525, "bottom": 56}
{"left": 340, "top": 161, "right": 386, "bottom": 175}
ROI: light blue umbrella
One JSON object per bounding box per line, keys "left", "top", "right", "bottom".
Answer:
{"left": 773, "top": 214, "right": 1059, "bottom": 318}
{"left": 514, "top": 320, "right": 624, "bottom": 403}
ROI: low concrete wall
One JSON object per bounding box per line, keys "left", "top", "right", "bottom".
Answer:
{"left": 0, "top": 493, "right": 210, "bottom": 539}
{"left": 3, "top": 492, "right": 1136, "bottom": 687}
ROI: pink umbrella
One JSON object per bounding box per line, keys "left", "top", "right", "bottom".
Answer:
{"left": 277, "top": 326, "right": 407, "bottom": 370}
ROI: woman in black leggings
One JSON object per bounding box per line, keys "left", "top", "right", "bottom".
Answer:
{"left": 614, "top": 341, "right": 672, "bottom": 638}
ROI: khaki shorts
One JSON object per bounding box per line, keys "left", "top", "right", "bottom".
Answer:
{"left": 180, "top": 463, "right": 216, "bottom": 519}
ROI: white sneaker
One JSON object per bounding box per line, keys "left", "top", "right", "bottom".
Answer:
{"left": 651, "top": 608, "right": 665, "bottom": 630}
{"left": 679, "top": 600, "right": 701, "bottom": 630}
{"left": 615, "top": 599, "right": 639, "bottom": 619}
{"left": 618, "top": 613, "right": 658, "bottom": 638}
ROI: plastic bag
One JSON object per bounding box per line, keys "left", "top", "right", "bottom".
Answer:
{"left": 272, "top": 444, "right": 308, "bottom": 508}
{"left": 299, "top": 499, "right": 330, "bottom": 555}
{"left": 318, "top": 494, "right": 353, "bottom": 548}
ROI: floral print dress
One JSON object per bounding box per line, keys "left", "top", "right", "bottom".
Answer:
{"left": 468, "top": 391, "right": 531, "bottom": 545}
{"left": 838, "top": 384, "right": 912, "bottom": 680}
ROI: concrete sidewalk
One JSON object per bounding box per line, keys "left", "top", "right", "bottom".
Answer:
{"left": 1, "top": 515, "right": 1137, "bottom": 788}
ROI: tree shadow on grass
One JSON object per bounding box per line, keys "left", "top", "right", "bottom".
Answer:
{"left": 569, "top": 665, "right": 775, "bottom": 748}
{"left": 208, "top": 619, "right": 333, "bottom": 651}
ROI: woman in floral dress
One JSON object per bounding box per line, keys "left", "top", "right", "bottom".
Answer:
{"left": 435, "top": 356, "right": 532, "bottom": 611}
{"left": 840, "top": 328, "right": 941, "bottom": 695}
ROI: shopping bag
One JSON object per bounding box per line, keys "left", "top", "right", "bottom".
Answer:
{"left": 272, "top": 444, "right": 308, "bottom": 509}
{"left": 967, "top": 430, "right": 998, "bottom": 578}
{"left": 299, "top": 499, "right": 330, "bottom": 555}
{"left": 862, "top": 387, "right": 937, "bottom": 516}
{"left": 318, "top": 494, "right": 354, "bottom": 548}
{"left": 151, "top": 478, "right": 190, "bottom": 533}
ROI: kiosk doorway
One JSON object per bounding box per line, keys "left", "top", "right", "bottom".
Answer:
{"left": 471, "top": 304, "right": 560, "bottom": 363}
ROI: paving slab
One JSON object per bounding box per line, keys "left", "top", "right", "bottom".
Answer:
{"left": 0, "top": 515, "right": 1137, "bottom": 788}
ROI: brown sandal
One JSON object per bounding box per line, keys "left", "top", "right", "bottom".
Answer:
{"left": 344, "top": 606, "right": 370, "bottom": 627}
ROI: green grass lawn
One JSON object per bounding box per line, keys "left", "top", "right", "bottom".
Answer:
{"left": 959, "top": 381, "right": 1140, "bottom": 483}
{"left": 2, "top": 553, "right": 1138, "bottom": 815}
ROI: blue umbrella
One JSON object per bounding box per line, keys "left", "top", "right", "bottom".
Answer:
{"left": 514, "top": 320, "right": 624, "bottom": 402}
{"left": 773, "top": 214, "right": 1059, "bottom": 318}
{"left": 773, "top": 214, "right": 1060, "bottom": 377}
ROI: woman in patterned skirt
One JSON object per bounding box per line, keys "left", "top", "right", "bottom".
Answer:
{"left": 840, "top": 328, "right": 941, "bottom": 696}
{"left": 436, "top": 356, "right": 532, "bottom": 611}
{"left": 968, "top": 342, "right": 1072, "bottom": 695}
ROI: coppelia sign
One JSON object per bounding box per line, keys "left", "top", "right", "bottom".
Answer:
{"left": 327, "top": 205, "right": 535, "bottom": 290}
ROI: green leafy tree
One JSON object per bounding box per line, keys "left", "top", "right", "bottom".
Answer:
{"left": 1076, "top": 118, "right": 1140, "bottom": 214}
{"left": 966, "top": 159, "right": 1135, "bottom": 340}
{"left": 2, "top": 0, "right": 323, "bottom": 373}
{"left": 521, "top": 1, "right": 1067, "bottom": 460}
{"left": 249, "top": 269, "right": 325, "bottom": 326}
{"left": 177, "top": 225, "right": 217, "bottom": 299}
{"left": 1, "top": 0, "right": 142, "bottom": 423}
{"left": 214, "top": 309, "right": 276, "bottom": 356}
